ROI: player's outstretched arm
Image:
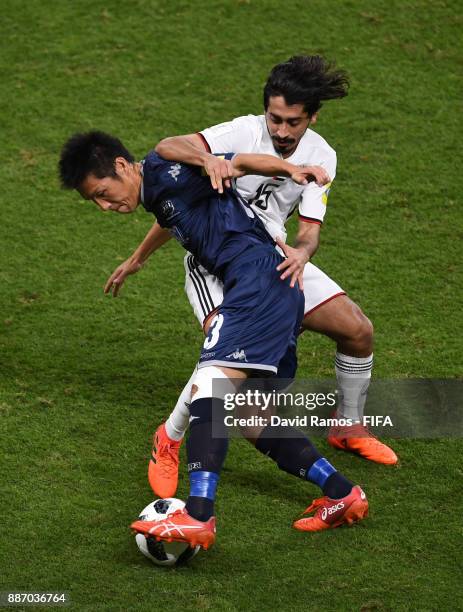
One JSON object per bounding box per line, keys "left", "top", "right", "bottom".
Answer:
{"left": 231, "top": 154, "right": 330, "bottom": 187}
{"left": 155, "top": 134, "right": 209, "bottom": 166}
{"left": 155, "top": 135, "right": 234, "bottom": 194}
{"left": 104, "top": 222, "right": 172, "bottom": 297}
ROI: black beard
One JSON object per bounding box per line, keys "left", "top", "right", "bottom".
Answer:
{"left": 272, "top": 138, "right": 296, "bottom": 155}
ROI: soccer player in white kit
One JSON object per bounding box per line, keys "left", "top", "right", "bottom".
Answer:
{"left": 105, "top": 56, "right": 397, "bottom": 499}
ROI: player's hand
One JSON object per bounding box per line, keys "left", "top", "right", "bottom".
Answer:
{"left": 275, "top": 237, "right": 308, "bottom": 290}
{"left": 203, "top": 154, "right": 235, "bottom": 194}
{"left": 104, "top": 257, "right": 143, "bottom": 297}
{"left": 291, "top": 165, "right": 330, "bottom": 187}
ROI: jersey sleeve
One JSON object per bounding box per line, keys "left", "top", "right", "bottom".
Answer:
{"left": 299, "top": 148, "right": 337, "bottom": 224}
{"left": 199, "top": 115, "right": 259, "bottom": 155}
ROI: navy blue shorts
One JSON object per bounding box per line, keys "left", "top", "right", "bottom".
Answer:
{"left": 198, "top": 245, "right": 304, "bottom": 376}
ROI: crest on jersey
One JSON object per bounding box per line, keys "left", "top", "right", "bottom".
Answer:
{"left": 160, "top": 199, "right": 175, "bottom": 220}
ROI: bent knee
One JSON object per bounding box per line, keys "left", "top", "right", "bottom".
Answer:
{"left": 347, "top": 307, "right": 374, "bottom": 352}
{"left": 355, "top": 310, "right": 374, "bottom": 343}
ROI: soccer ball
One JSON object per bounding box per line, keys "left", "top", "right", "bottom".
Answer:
{"left": 135, "top": 498, "right": 200, "bottom": 567}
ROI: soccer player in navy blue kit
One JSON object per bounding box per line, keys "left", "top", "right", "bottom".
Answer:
{"left": 59, "top": 132, "right": 368, "bottom": 551}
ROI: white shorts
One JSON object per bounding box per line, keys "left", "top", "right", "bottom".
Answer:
{"left": 184, "top": 252, "right": 345, "bottom": 328}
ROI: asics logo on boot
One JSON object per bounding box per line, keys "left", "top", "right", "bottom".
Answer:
{"left": 322, "top": 501, "right": 345, "bottom": 521}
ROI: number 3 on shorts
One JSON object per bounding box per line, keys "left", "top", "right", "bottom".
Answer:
{"left": 203, "top": 313, "right": 224, "bottom": 350}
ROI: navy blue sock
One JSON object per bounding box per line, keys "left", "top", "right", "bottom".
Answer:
{"left": 185, "top": 472, "right": 219, "bottom": 522}
{"left": 185, "top": 498, "right": 215, "bottom": 523}
{"left": 185, "top": 397, "right": 228, "bottom": 521}
{"left": 307, "top": 458, "right": 353, "bottom": 499}
{"left": 255, "top": 424, "right": 353, "bottom": 499}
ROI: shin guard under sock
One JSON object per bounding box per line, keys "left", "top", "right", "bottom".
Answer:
{"left": 185, "top": 397, "right": 228, "bottom": 521}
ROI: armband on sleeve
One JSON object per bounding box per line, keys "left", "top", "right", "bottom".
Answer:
{"left": 298, "top": 181, "right": 333, "bottom": 224}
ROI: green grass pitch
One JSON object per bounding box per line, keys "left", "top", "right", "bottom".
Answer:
{"left": 0, "top": 1, "right": 461, "bottom": 610}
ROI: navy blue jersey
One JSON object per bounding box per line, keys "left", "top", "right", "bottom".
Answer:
{"left": 141, "top": 151, "right": 274, "bottom": 279}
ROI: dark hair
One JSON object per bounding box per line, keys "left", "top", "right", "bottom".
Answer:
{"left": 263, "top": 55, "right": 349, "bottom": 116}
{"left": 58, "top": 130, "right": 134, "bottom": 189}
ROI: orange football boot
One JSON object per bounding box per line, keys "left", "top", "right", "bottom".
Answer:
{"left": 131, "top": 508, "right": 216, "bottom": 550}
{"left": 148, "top": 423, "right": 182, "bottom": 498}
{"left": 293, "top": 485, "right": 369, "bottom": 532}
{"left": 327, "top": 418, "right": 398, "bottom": 465}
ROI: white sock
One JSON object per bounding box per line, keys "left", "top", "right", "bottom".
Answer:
{"left": 165, "top": 365, "right": 198, "bottom": 441}
{"left": 335, "top": 352, "right": 373, "bottom": 422}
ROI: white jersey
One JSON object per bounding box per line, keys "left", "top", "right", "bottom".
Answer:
{"left": 200, "top": 114, "right": 336, "bottom": 242}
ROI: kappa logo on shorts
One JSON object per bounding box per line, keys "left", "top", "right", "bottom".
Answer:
{"left": 226, "top": 349, "right": 248, "bottom": 362}
{"left": 168, "top": 163, "right": 181, "bottom": 181}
